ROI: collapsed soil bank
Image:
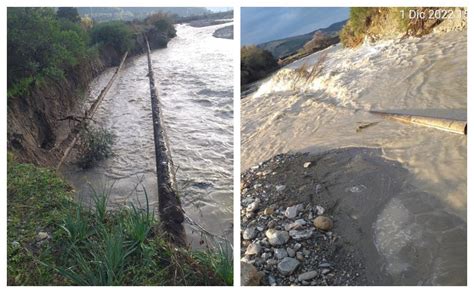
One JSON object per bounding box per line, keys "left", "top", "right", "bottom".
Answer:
{"left": 7, "top": 29, "right": 174, "bottom": 167}
{"left": 240, "top": 148, "right": 466, "bottom": 285}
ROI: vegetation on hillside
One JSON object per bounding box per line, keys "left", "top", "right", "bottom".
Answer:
{"left": 241, "top": 46, "right": 279, "bottom": 86}
{"left": 7, "top": 8, "right": 92, "bottom": 97}
{"left": 7, "top": 153, "right": 233, "bottom": 285}
{"left": 340, "top": 7, "right": 464, "bottom": 48}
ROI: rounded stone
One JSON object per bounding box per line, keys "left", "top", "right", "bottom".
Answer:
{"left": 274, "top": 248, "right": 288, "bottom": 259}
{"left": 265, "top": 229, "right": 290, "bottom": 246}
{"left": 277, "top": 257, "right": 300, "bottom": 275}
{"left": 313, "top": 216, "right": 333, "bottom": 231}
{"left": 243, "top": 226, "right": 257, "bottom": 240}
{"left": 241, "top": 262, "right": 262, "bottom": 286}
{"left": 298, "top": 271, "right": 318, "bottom": 281}
{"left": 245, "top": 243, "right": 262, "bottom": 255}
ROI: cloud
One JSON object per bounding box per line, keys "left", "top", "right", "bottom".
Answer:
{"left": 241, "top": 7, "right": 349, "bottom": 45}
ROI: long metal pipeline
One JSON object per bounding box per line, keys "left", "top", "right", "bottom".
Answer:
{"left": 370, "top": 110, "right": 467, "bottom": 135}
{"left": 145, "top": 37, "right": 186, "bottom": 246}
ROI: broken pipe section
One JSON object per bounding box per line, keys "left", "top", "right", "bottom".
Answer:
{"left": 370, "top": 111, "right": 467, "bottom": 135}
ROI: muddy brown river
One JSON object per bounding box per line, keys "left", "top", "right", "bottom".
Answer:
{"left": 241, "top": 30, "right": 466, "bottom": 285}
{"left": 63, "top": 23, "right": 233, "bottom": 248}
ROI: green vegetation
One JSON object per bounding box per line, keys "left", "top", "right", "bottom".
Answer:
{"left": 340, "top": 8, "right": 409, "bottom": 48}
{"left": 145, "top": 13, "right": 177, "bottom": 38}
{"left": 7, "top": 7, "right": 176, "bottom": 98}
{"left": 57, "top": 7, "right": 81, "bottom": 23}
{"left": 7, "top": 8, "right": 92, "bottom": 97}
{"left": 339, "top": 7, "right": 459, "bottom": 48}
{"left": 76, "top": 125, "right": 116, "bottom": 169}
{"left": 241, "top": 46, "right": 279, "bottom": 86}
{"left": 7, "top": 153, "right": 232, "bottom": 285}
{"left": 90, "top": 21, "right": 133, "bottom": 55}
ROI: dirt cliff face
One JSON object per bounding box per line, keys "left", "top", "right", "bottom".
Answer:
{"left": 7, "top": 27, "right": 175, "bottom": 167}
{"left": 7, "top": 55, "right": 105, "bottom": 166}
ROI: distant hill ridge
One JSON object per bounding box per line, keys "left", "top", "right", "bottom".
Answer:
{"left": 257, "top": 19, "right": 347, "bottom": 58}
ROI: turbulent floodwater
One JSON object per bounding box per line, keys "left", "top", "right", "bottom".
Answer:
{"left": 63, "top": 23, "right": 233, "bottom": 247}
{"left": 241, "top": 30, "right": 466, "bottom": 285}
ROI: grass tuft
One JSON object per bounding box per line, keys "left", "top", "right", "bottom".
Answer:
{"left": 7, "top": 153, "right": 232, "bottom": 285}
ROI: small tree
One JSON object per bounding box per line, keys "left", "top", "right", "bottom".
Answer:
{"left": 77, "top": 126, "right": 116, "bottom": 169}
{"left": 145, "top": 13, "right": 176, "bottom": 38}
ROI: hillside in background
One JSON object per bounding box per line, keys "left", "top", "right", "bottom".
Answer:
{"left": 257, "top": 20, "right": 346, "bottom": 59}
{"left": 78, "top": 7, "right": 210, "bottom": 22}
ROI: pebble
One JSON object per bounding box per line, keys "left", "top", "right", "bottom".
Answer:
{"left": 313, "top": 216, "right": 333, "bottom": 231}
{"left": 265, "top": 229, "right": 289, "bottom": 246}
{"left": 241, "top": 262, "right": 262, "bottom": 286}
{"left": 243, "top": 227, "right": 257, "bottom": 240}
{"left": 321, "top": 268, "right": 331, "bottom": 275}
{"left": 289, "top": 229, "right": 313, "bottom": 240}
{"left": 303, "top": 162, "right": 312, "bottom": 168}
{"left": 277, "top": 257, "right": 300, "bottom": 275}
{"left": 264, "top": 207, "right": 274, "bottom": 215}
{"left": 242, "top": 197, "right": 254, "bottom": 206}
{"left": 274, "top": 248, "right": 288, "bottom": 259}
{"left": 294, "top": 243, "right": 302, "bottom": 250}
{"left": 268, "top": 275, "right": 277, "bottom": 286}
{"left": 315, "top": 205, "right": 325, "bottom": 215}
{"left": 284, "top": 219, "right": 306, "bottom": 231}
{"left": 267, "top": 220, "right": 277, "bottom": 229}
{"left": 245, "top": 243, "right": 262, "bottom": 255}
{"left": 246, "top": 199, "right": 260, "bottom": 212}
{"left": 275, "top": 185, "right": 286, "bottom": 192}
{"left": 285, "top": 205, "right": 299, "bottom": 219}
{"left": 296, "top": 252, "right": 305, "bottom": 261}
{"left": 267, "top": 259, "right": 278, "bottom": 266}
{"left": 298, "top": 271, "right": 318, "bottom": 281}
{"left": 35, "top": 231, "right": 49, "bottom": 242}
{"left": 287, "top": 247, "right": 296, "bottom": 257}
{"left": 261, "top": 252, "right": 272, "bottom": 260}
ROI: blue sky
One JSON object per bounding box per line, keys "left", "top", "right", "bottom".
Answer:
{"left": 241, "top": 7, "right": 349, "bottom": 45}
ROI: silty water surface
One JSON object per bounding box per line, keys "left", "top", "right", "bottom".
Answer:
{"left": 63, "top": 23, "right": 233, "bottom": 247}
{"left": 241, "top": 30, "right": 466, "bottom": 284}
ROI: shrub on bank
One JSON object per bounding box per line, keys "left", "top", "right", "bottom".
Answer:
{"left": 90, "top": 21, "right": 134, "bottom": 55}
{"left": 145, "top": 13, "right": 177, "bottom": 38}
{"left": 241, "top": 45, "right": 279, "bottom": 86}
{"left": 340, "top": 7, "right": 411, "bottom": 48}
{"left": 76, "top": 125, "right": 116, "bottom": 169}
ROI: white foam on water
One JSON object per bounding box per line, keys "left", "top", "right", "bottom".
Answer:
{"left": 373, "top": 198, "right": 422, "bottom": 276}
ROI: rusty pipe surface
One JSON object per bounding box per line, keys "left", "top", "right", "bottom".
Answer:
{"left": 370, "top": 111, "right": 467, "bottom": 135}
{"left": 145, "top": 37, "right": 186, "bottom": 246}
